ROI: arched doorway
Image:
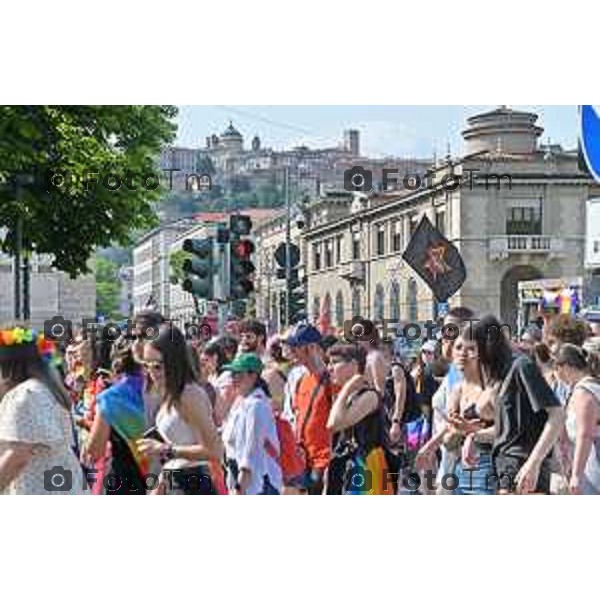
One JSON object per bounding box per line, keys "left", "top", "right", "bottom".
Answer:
{"left": 312, "top": 295, "right": 321, "bottom": 323}
{"left": 374, "top": 284, "right": 385, "bottom": 322}
{"left": 335, "top": 291, "right": 344, "bottom": 327}
{"left": 352, "top": 287, "right": 362, "bottom": 318}
{"left": 407, "top": 279, "right": 418, "bottom": 322}
{"left": 500, "top": 265, "right": 543, "bottom": 330}
{"left": 390, "top": 281, "right": 400, "bottom": 323}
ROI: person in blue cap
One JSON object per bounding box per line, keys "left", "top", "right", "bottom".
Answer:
{"left": 286, "top": 323, "right": 333, "bottom": 494}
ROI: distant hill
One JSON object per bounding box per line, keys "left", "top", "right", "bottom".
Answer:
{"left": 157, "top": 180, "right": 287, "bottom": 222}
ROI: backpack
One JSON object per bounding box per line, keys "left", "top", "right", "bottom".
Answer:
{"left": 265, "top": 412, "right": 307, "bottom": 481}
{"left": 382, "top": 362, "right": 420, "bottom": 425}
{"left": 383, "top": 362, "right": 431, "bottom": 453}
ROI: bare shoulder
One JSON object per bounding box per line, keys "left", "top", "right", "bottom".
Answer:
{"left": 572, "top": 387, "right": 598, "bottom": 410}
{"left": 391, "top": 363, "right": 406, "bottom": 380}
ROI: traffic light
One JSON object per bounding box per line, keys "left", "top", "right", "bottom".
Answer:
{"left": 182, "top": 237, "right": 215, "bottom": 298}
{"left": 229, "top": 215, "right": 255, "bottom": 300}
{"left": 288, "top": 275, "right": 307, "bottom": 324}
{"left": 273, "top": 242, "right": 304, "bottom": 326}
{"left": 230, "top": 214, "right": 252, "bottom": 236}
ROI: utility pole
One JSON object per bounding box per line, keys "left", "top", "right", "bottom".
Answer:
{"left": 218, "top": 235, "right": 230, "bottom": 334}
{"left": 13, "top": 213, "right": 21, "bottom": 320}
{"left": 23, "top": 254, "right": 31, "bottom": 321}
{"left": 14, "top": 173, "right": 34, "bottom": 321}
{"left": 285, "top": 166, "right": 292, "bottom": 327}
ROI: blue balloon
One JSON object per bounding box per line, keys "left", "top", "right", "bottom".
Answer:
{"left": 580, "top": 105, "right": 600, "bottom": 182}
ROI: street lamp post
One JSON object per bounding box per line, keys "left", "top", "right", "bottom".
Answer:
{"left": 14, "top": 173, "right": 35, "bottom": 321}
{"left": 13, "top": 213, "right": 21, "bottom": 321}
{"left": 285, "top": 167, "right": 292, "bottom": 327}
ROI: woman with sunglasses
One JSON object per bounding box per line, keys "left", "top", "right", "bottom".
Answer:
{"left": 417, "top": 318, "right": 507, "bottom": 494}
{"left": 221, "top": 353, "right": 282, "bottom": 495}
{"left": 554, "top": 344, "right": 600, "bottom": 494}
{"left": 444, "top": 322, "right": 502, "bottom": 495}
{"left": 136, "top": 324, "right": 224, "bottom": 495}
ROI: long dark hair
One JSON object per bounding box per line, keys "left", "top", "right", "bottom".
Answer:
{"left": 148, "top": 323, "right": 197, "bottom": 408}
{"left": 1, "top": 353, "right": 72, "bottom": 411}
{"left": 461, "top": 314, "right": 513, "bottom": 384}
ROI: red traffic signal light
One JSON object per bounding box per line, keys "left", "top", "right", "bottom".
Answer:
{"left": 231, "top": 239, "right": 255, "bottom": 259}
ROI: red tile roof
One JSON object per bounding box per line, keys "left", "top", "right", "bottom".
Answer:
{"left": 193, "top": 208, "right": 281, "bottom": 224}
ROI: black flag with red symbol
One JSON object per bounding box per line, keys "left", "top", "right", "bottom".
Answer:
{"left": 402, "top": 215, "right": 466, "bottom": 302}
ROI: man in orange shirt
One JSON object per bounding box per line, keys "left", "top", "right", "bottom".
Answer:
{"left": 287, "top": 324, "right": 333, "bottom": 494}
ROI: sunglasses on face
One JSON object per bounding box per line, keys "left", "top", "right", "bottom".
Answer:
{"left": 143, "top": 360, "right": 164, "bottom": 372}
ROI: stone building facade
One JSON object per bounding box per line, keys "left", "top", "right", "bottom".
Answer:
{"left": 0, "top": 253, "right": 96, "bottom": 331}
{"left": 254, "top": 106, "right": 599, "bottom": 333}
{"left": 585, "top": 197, "right": 600, "bottom": 305}
{"left": 132, "top": 220, "right": 195, "bottom": 316}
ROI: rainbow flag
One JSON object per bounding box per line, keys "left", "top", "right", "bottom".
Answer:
{"left": 346, "top": 447, "right": 394, "bottom": 495}
{"left": 96, "top": 374, "right": 149, "bottom": 477}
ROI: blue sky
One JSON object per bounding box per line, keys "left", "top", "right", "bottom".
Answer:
{"left": 175, "top": 105, "right": 579, "bottom": 159}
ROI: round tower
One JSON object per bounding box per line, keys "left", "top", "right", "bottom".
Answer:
{"left": 462, "top": 105, "right": 544, "bottom": 155}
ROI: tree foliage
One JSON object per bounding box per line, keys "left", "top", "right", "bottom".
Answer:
{"left": 0, "top": 105, "right": 177, "bottom": 277}
{"left": 95, "top": 256, "right": 122, "bottom": 319}
{"left": 169, "top": 249, "right": 191, "bottom": 285}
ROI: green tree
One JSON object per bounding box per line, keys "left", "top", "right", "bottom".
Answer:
{"left": 0, "top": 105, "right": 177, "bottom": 277}
{"left": 169, "top": 248, "right": 191, "bottom": 285}
{"left": 95, "top": 256, "right": 122, "bottom": 319}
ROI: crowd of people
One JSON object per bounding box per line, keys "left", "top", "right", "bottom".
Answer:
{"left": 1, "top": 306, "right": 600, "bottom": 495}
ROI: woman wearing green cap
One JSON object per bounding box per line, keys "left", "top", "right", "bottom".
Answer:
{"left": 221, "top": 353, "right": 283, "bottom": 494}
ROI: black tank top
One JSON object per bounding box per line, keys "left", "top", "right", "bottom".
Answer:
{"left": 333, "top": 387, "right": 385, "bottom": 457}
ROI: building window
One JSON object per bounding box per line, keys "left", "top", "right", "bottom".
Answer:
{"left": 390, "top": 281, "right": 400, "bottom": 323}
{"left": 312, "top": 296, "right": 321, "bottom": 322}
{"left": 374, "top": 284, "right": 385, "bottom": 321}
{"left": 410, "top": 217, "right": 419, "bottom": 237}
{"left": 323, "top": 292, "right": 332, "bottom": 325}
{"left": 376, "top": 225, "right": 386, "bottom": 256}
{"left": 335, "top": 291, "right": 344, "bottom": 327}
{"left": 435, "top": 211, "right": 446, "bottom": 235}
{"left": 352, "top": 232, "right": 361, "bottom": 260}
{"left": 392, "top": 221, "right": 402, "bottom": 253}
{"left": 594, "top": 240, "right": 600, "bottom": 254}
{"left": 313, "top": 243, "right": 321, "bottom": 271}
{"left": 506, "top": 206, "right": 542, "bottom": 235}
{"left": 407, "top": 279, "right": 418, "bottom": 322}
{"left": 336, "top": 235, "right": 343, "bottom": 263}
{"left": 352, "top": 287, "right": 361, "bottom": 317}
{"left": 325, "top": 240, "right": 333, "bottom": 268}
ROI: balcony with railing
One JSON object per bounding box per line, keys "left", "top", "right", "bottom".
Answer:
{"left": 489, "top": 235, "right": 565, "bottom": 261}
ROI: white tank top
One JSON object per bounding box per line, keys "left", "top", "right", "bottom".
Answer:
{"left": 156, "top": 402, "right": 204, "bottom": 469}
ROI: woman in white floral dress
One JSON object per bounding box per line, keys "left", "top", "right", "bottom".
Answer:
{"left": 0, "top": 326, "right": 88, "bottom": 495}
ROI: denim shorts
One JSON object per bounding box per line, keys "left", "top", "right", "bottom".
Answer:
{"left": 455, "top": 452, "right": 495, "bottom": 495}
